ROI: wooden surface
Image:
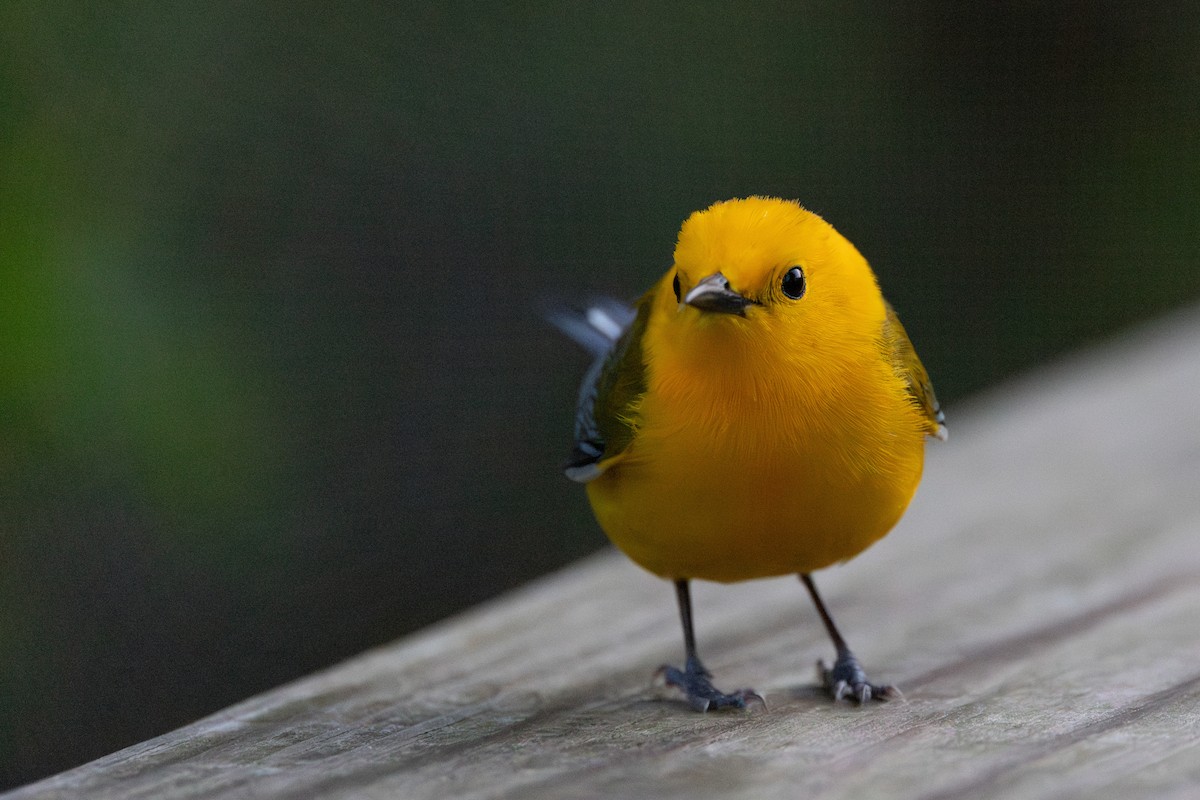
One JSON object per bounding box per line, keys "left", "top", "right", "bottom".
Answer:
{"left": 10, "top": 308, "right": 1200, "bottom": 800}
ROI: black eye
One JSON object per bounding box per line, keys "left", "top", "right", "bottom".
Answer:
{"left": 672, "top": 272, "right": 681, "bottom": 300}
{"left": 781, "top": 266, "right": 806, "bottom": 299}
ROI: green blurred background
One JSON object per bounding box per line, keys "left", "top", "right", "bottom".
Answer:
{"left": 2, "top": 1, "right": 1198, "bottom": 787}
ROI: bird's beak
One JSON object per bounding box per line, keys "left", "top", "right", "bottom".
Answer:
{"left": 683, "top": 272, "right": 755, "bottom": 316}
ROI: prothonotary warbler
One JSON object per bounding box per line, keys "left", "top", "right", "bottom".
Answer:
{"left": 551, "top": 196, "right": 946, "bottom": 711}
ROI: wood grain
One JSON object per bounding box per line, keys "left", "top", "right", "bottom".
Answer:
{"left": 9, "top": 306, "right": 1200, "bottom": 800}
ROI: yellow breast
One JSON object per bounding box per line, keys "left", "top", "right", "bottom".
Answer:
{"left": 586, "top": 307, "right": 926, "bottom": 582}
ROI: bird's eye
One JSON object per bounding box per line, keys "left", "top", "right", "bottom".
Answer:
{"left": 781, "top": 266, "right": 806, "bottom": 299}
{"left": 672, "top": 272, "right": 681, "bottom": 301}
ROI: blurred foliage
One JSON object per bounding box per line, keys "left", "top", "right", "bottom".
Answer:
{"left": 2, "top": 0, "right": 1198, "bottom": 788}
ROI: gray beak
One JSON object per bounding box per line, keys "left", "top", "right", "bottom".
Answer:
{"left": 683, "top": 272, "right": 755, "bottom": 316}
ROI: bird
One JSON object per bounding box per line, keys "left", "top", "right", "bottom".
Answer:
{"left": 550, "top": 196, "right": 945, "bottom": 711}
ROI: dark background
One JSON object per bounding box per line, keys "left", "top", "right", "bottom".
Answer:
{"left": 2, "top": 2, "right": 1198, "bottom": 788}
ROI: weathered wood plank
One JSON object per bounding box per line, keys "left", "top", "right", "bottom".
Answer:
{"left": 8, "top": 306, "right": 1200, "bottom": 800}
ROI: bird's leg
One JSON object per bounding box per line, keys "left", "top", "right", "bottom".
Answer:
{"left": 800, "top": 573, "right": 899, "bottom": 703}
{"left": 659, "top": 579, "right": 764, "bottom": 712}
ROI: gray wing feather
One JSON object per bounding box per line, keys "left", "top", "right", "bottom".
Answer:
{"left": 547, "top": 298, "right": 638, "bottom": 482}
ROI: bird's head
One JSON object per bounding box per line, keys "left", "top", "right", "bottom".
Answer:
{"left": 658, "top": 197, "right": 887, "bottom": 363}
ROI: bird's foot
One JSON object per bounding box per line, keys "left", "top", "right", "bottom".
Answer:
{"left": 817, "top": 653, "right": 900, "bottom": 704}
{"left": 658, "top": 655, "right": 765, "bottom": 712}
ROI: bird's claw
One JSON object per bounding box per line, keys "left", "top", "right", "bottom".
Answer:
{"left": 657, "top": 656, "right": 766, "bottom": 712}
{"left": 817, "top": 657, "right": 899, "bottom": 704}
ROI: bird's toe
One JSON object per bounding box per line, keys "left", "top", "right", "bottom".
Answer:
{"left": 817, "top": 656, "right": 897, "bottom": 705}
{"left": 659, "top": 658, "right": 764, "bottom": 712}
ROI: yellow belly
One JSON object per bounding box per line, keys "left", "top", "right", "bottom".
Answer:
{"left": 585, "top": 394, "right": 926, "bottom": 582}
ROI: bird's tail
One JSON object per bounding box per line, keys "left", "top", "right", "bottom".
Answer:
{"left": 544, "top": 297, "right": 636, "bottom": 356}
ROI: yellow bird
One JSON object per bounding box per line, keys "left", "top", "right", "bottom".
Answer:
{"left": 552, "top": 197, "right": 945, "bottom": 710}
